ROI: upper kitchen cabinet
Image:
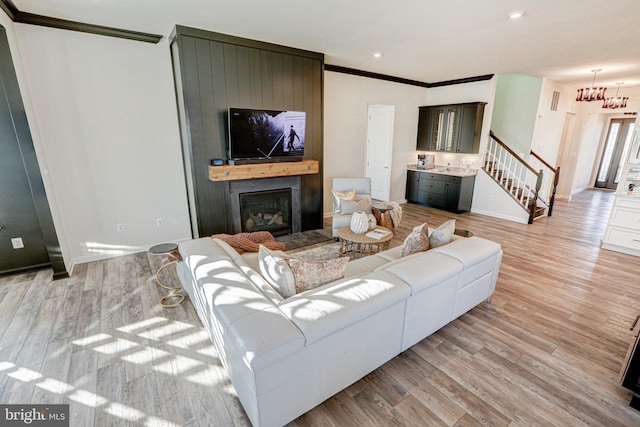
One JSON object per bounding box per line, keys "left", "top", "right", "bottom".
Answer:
{"left": 416, "top": 102, "right": 486, "bottom": 153}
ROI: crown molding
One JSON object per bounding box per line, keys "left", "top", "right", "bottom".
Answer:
{"left": 0, "top": 0, "right": 16, "bottom": 20}
{"left": 324, "top": 64, "right": 430, "bottom": 88}
{"left": 0, "top": 0, "right": 162, "bottom": 43}
{"left": 325, "top": 64, "right": 494, "bottom": 89}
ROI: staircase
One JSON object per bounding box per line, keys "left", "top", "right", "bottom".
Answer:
{"left": 483, "top": 131, "right": 559, "bottom": 224}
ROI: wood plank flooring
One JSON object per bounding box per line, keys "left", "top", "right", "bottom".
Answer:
{"left": 2, "top": 189, "right": 640, "bottom": 426}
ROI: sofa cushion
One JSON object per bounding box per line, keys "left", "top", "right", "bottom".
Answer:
{"left": 343, "top": 253, "right": 394, "bottom": 277}
{"left": 382, "top": 251, "right": 463, "bottom": 295}
{"left": 287, "top": 257, "right": 349, "bottom": 293}
{"left": 278, "top": 271, "right": 411, "bottom": 344}
{"left": 432, "top": 236, "right": 502, "bottom": 288}
{"left": 206, "top": 239, "right": 284, "bottom": 304}
{"left": 401, "top": 223, "right": 430, "bottom": 257}
{"left": 178, "top": 238, "right": 305, "bottom": 369}
{"left": 429, "top": 219, "right": 456, "bottom": 248}
{"left": 432, "top": 236, "right": 501, "bottom": 267}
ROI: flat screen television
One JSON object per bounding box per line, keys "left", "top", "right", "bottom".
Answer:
{"left": 228, "top": 108, "right": 306, "bottom": 160}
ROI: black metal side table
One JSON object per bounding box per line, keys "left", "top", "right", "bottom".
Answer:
{"left": 149, "top": 243, "right": 185, "bottom": 307}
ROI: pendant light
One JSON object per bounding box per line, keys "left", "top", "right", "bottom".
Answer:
{"left": 576, "top": 69, "right": 607, "bottom": 102}
{"left": 602, "top": 82, "right": 629, "bottom": 109}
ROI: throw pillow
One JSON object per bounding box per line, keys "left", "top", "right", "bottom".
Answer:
{"left": 258, "top": 245, "right": 296, "bottom": 299}
{"left": 429, "top": 219, "right": 456, "bottom": 248}
{"left": 400, "top": 223, "right": 430, "bottom": 257}
{"left": 287, "top": 257, "right": 349, "bottom": 293}
{"left": 331, "top": 189, "right": 356, "bottom": 213}
{"left": 340, "top": 198, "right": 372, "bottom": 215}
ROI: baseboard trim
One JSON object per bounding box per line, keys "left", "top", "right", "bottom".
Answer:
{"left": 470, "top": 208, "right": 529, "bottom": 224}
{"left": 71, "top": 238, "right": 192, "bottom": 267}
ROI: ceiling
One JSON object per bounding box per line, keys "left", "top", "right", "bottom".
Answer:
{"left": 12, "top": 0, "right": 640, "bottom": 88}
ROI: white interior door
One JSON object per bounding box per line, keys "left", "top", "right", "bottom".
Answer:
{"left": 366, "top": 105, "right": 395, "bottom": 201}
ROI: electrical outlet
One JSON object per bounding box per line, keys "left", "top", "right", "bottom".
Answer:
{"left": 11, "top": 237, "right": 24, "bottom": 249}
{"left": 156, "top": 218, "right": 163, "bottom": 228}
{"left": 116, "top": 223, "right": 125, "bottom": 233}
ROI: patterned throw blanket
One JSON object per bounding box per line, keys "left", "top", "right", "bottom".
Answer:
{"left": 210, "top": 231, "right": 285, "bottom": 254}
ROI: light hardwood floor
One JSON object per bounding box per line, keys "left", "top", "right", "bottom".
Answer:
{"left": 2, "top": 189, "right": 640, "bottom": 426}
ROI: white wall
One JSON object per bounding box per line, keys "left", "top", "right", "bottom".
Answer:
{"left": 530, "top": 79, "right": 574, "bottom": 164}
{"left": 323, "top": 71, "right": 429, "bottom": 214}
{"left": 10, "top": 24, "right": 191, "bottom": 269}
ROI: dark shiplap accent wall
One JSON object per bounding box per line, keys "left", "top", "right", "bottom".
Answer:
{"left": 170, "top": 26, "right": 324, "bottom": 237}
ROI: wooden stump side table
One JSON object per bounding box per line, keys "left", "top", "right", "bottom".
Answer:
{"left": 149, "top": 243, "right": 185, "bottom": 307}
{"left": 371, "top": 203, "right": 395, "bottom": 231}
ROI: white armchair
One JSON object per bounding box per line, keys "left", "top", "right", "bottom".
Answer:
{"left": 331, "top": 177, "right": 377, "bottom": 238}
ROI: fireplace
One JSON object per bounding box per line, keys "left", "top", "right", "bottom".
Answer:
{"left": 228, "top": 176, "right": 301, "bottom": 235}
{"left": 239, "top": 189, "right": 292, "bottom": 236}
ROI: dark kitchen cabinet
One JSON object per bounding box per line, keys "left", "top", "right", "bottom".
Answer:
{"left": 406, "top": 170, "right": 475, "bottom": 213}
{"left": 416, "top": 102, "right": 486, "bottom": 153}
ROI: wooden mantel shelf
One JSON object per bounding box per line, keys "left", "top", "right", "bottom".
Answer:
{"left": 209, "top": 159, "right": 319, "bottom": 182}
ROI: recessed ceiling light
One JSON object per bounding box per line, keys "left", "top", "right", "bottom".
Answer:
{"left": 509, "top": 11, "right": 524, "bottom": 19}
{"left": 373, "top": 52, "right": 382, "bottom": 59}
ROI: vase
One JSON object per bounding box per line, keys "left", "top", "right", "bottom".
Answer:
{"left": 349, "top": 211, "right": 369, "bottom": 234}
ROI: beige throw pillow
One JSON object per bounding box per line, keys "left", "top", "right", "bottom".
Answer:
{"left": 258, "top": 245, "right": 296, "bottom": 298}
{"left": 331, "top": 189, "right": 356, "bottom": 213}
{"left": 401, "top": 223, "right": 430, "bottom": 257}
{"left": 429, "top": 219, "right": 456, "bottom": 248}
{"left": 287, "top": 257, "right": 349, "bottom": 293}
{"left": 340, "top": 198, "right": 372, "bottom": 215}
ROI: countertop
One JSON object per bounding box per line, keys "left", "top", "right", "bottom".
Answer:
{"left": 615, "top": 191, "right": 640, "bottom": 198}
{"left": 407, "top": 164, "right": 478, "bottom": 177}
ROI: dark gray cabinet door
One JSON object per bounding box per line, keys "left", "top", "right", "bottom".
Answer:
{"left": 457, "top": 103, "right": 486, "bottom": 153}
{"left": 406, "top": 171, "right": 419, "bottom": 202}
{"left": 416, "top": 102, "right": 485, "bottom": 153}
{"left": 445, "top": 176, "right": 462, "bottom": 211}
{"left": 406, "top": 171, "right": 475, "bottom": 213}
{"left": 416, "top": 108, "right": 431, "bottom": 151}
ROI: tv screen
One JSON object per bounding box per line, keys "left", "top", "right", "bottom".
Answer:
{"left": 228, "top": 108, "right": 306, "bottom": 160}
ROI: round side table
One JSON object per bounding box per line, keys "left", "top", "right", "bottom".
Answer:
{"left": 149, "top": 243, "right": 185, "bottom": 307}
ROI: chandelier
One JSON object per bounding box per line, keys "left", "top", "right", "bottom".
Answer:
{"left": 576, "top": 69, "right": 607, "bottom": 102}
{"left": 602, "top": 82, "right": 629, "bottom": 109}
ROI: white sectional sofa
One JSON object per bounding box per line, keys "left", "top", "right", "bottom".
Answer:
{"left": 176, "top": 234, "right": 503, "bottom": 427}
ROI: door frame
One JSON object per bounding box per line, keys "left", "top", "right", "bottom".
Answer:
{"left": 594, "top": 118, "right": 635, "bottom": 189}
{"left": 365, "top": 104, "right": 395, "bottom": 201}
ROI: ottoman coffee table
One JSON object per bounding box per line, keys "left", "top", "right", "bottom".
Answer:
{"left": 337, "top": 226, "right": 393, "bottom": 259}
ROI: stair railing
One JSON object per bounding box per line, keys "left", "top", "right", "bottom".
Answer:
{"left": 485, "top": 131, "right": 543, "bottom": 224}
{"left": 529, "top": 150, "right": 560, "bottom": 216}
